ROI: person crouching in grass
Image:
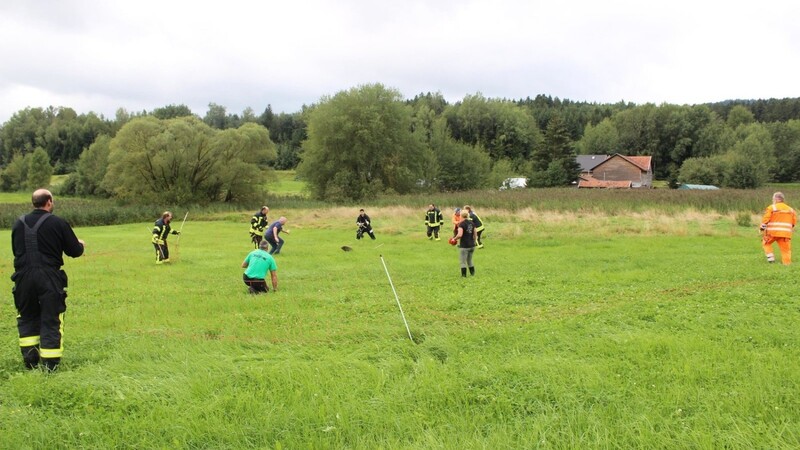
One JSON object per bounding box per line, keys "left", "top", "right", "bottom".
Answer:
{"left": 241, "top": 240, "right": 278, "bottom": 294}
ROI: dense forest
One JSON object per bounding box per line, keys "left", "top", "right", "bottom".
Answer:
{"left": 2, "top": 87, "right": 800, "bottom": 202}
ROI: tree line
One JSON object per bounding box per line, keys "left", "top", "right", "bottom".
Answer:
{"left": 2, "top": 87, "right": 800, "bottom": 202}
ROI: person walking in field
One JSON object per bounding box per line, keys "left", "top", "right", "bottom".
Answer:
{"left": 451, "top": 207, "right": 462, "bottom": 237}
{"left": 11, "top": 189, "right": 85, "bottom": 371}
{"left": 241, "top": 240, "right": 278, "bottom": 294}
{"left": 463, "top": 205, "right": 485, "bottom": 249}
{"left": 264, "top": 217, "right": 290, "bottom": 255}
{"left": 249, "top": 206, "right": 269, "bottom": 249}
{"left": 425, "top": 204, "right": 444, "bottom": 241}
{"left": 454, "top": 210, "right": 478, "bottom": 277}
{"left": 760, "top": 191, "right": 797, "bottom": 265}
{"left": 152, "top": 211, "right": 181, "bottom": 264}
{"left": 356, "top": 209, "right": 376, "bottom": 240}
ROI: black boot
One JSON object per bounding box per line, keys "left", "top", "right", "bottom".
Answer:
{"left": 41, "top": 358, "right": 60, "bottom": 372}
{"left": 21, "top": 346, "right": 39, "bottom": 369}
{"left": 461, "top": 268, "right": 467, "bottom": 277}
{"left": 469, "top": 267, "right": 475, "bottom": 276}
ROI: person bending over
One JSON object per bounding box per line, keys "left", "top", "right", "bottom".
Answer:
{"left": 242, "top": 240, "right": 278, "bottom": 294}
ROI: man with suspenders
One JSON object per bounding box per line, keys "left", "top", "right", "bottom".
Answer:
{"left": 11, "top": 189, "right": 85, "bottom": 371}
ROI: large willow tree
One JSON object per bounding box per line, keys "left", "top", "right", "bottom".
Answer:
{"left": 102, "top": 116, "right": 275, "bottom": 204}
{"left": 298, "top": 83, "right": 429, "bottom": 201}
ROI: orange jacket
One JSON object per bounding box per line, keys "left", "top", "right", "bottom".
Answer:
{"left": 761, "top": 202, "right": 797, "bottom": 238}
{"left": 452, "top": 213, "right": 462, "bottom": 228}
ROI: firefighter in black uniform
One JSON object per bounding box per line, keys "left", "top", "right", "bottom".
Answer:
{"left": 152, "top": 211, "right": 180, "bottom": 264}
{"left": 11, "top": 189, "right": 85, "bottom": 371}
{"left": 425, "top": 204, "right": 444, "bottom": 240}
{"left": 356, "top": 209, "right": 376, "bottom": 240}
{"left": 249, "top": 206, "right": 269, "bottom": 248}
{"left": 463, "top": 205, "right": 485, "bottom": 248}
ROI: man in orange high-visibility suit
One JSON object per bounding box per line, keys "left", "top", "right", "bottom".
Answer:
{"left": 760, "top": 191, "right": 797, "bottom": 265}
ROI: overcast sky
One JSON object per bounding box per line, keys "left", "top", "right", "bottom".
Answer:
{"left": 1, "top": 0, "right": 798, "bottom": 124}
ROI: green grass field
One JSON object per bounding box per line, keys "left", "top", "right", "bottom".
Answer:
{"left": 1, "top": 206, "right": 798, "bottom": 448}
{"left": 267, "top": 170, "right": 308, "bottom": 197}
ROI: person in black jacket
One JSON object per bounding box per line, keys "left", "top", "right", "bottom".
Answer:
{"left": 11, "top": 189, "right": 85, "bottom": 371}
{"left": 356, "top": 209, "right": 376, "bottom": 240}
{"left": 152, "top": 211, "right": 180, "bottom": 264}
{"left": 425, "top": 204, "right": 444, "bottom": 241}
{"left": 249, "top": 206, "right": 269, "bottom": 248}
{"left": 454, "top": 210, "right": 477, "bottom": 277}
{"left": 463, "top": 205, "right": 485, "bottom": 249}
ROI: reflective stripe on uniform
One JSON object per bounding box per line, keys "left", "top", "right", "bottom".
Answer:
{"left": 40, "top": 347, "right": 63, "bottom": 358}
{"left": 19, "top": 335, "right": 40, "bottom": 347}
{"left": 40, "top": 312, "right": 65, "bottom": 358}
{"left": 766, "top": 222, "right": 794, "bottom": 233}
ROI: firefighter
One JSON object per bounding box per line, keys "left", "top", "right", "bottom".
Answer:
{"left": 463, "top": 205, "right": 485, "bottom": 249}
{"left": 152, "top": 211, "right": 180, "bottom": 264}
{"left": 760, "top": 191, "right": 797, "bottom": 265}
{"left": 11, "top": 189, "right": 85, "bottom": 371}
{"left": 356, "top": 209, "right": 376, "bottom": 240}
{"left": 249, "top": 206, "right": 269, "bottom": 248}
{"left": 425, "top": 204, "right": 444, "bottom": 241}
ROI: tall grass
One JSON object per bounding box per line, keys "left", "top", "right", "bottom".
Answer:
{"left": 0, "top": 196, "right": 319, "bottom": 229}
{"left": 367, "top": 186, "right": 797, "bottom": 215}
{"left": 0, "top": 208, "right": 798, "bottom": 448}
{"left": 3, "top": 175, "right": 794, "bottom": 229}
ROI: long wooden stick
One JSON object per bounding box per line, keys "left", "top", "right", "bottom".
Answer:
{"left": 175, "top": 212, "right": 188, "bottom": 261}
{"left": 176, "top": 212, "right": 188, "bottom": 245}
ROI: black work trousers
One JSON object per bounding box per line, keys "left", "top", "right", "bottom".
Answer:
{"left": 154, "top": 242, "right": 170, "bottom": 261}
{"left": 12, "top": 267, "right": 68, "bottom": 369}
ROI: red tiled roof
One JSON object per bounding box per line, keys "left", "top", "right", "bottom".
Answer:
{"left": 625, "top": 156, "right": 652, "bottom": 171}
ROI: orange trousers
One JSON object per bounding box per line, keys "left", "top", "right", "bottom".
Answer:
{"left": 762, "top": 235, "right": 792, "bottom": 265}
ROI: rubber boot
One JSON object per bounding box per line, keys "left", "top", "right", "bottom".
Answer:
{"left": 41, "top": 358, "right": 60, "bottom": 372}
{"left": 21, "top": 346, "right": 39, "bottom": 369}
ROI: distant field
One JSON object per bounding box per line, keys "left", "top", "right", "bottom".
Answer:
{"left": 0, "top": 206, "right": 797, "bottom": 448}
{"left": 0, "top": 191, "right": 32, "bottom": 203}
{"left": 267, "top": 170, "right": 307, "bottom": 197}
{"left": 50, "top": 174, "right": 68, "bottom": 187}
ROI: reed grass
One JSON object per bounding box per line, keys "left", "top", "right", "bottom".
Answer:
{"left": 2, "top": 185, "right": 793, "bottom": 230}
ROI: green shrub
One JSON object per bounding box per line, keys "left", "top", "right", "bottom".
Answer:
{"left": 736, "top": 211, "right": 752, "bottom": 227}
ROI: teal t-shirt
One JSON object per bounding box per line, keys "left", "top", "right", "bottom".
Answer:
{"left": 243, "top": 249, "right": 277, "bottom": 279}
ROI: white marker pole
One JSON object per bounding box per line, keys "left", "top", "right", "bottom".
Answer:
{"left": 379, "top": 255, "right": 413, "bottom": 341}
{"left": 176, "top": 211, "right": 189, "bottom": 245}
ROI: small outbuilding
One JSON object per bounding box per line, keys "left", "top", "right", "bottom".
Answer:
{"left": 575, "top": 153, "right": 653, "bottom": 188}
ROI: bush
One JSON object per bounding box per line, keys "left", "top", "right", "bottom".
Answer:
{"left": 735, "top": 211, "right": 752, "bottom": 227}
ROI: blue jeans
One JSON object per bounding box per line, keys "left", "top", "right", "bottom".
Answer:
{"left": 266, "top": 236, "right": 284, "bottom": 254}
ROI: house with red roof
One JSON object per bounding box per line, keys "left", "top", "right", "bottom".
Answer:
{"left": 576, "top": 154, "right": 653, "bottom": 189}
